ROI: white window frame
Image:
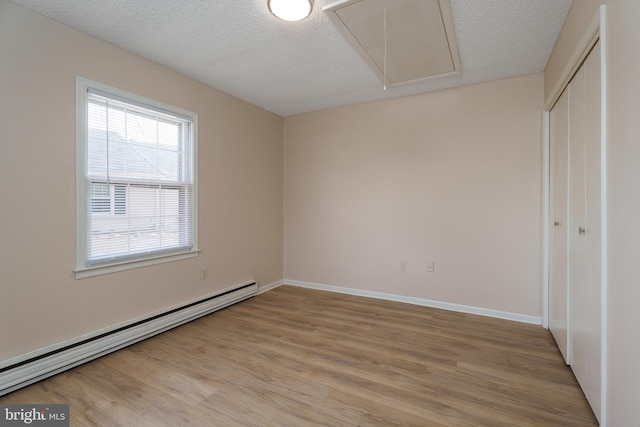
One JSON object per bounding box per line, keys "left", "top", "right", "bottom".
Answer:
{"left": 75, "top": 77, "right": 199, "bottom": 279}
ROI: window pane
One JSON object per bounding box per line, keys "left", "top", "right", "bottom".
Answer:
{"left": 114, "top": 185, "right": 127, "bottom": 215}
{"left": 88, "top": 184, "right": 192, "bottom": 262}
{"left": 90, "top": 182, "right": 110, "bottom": 213}
{"left": 87, "top": 94, "right": 190, "bottom": 183}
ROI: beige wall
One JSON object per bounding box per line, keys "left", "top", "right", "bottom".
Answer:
{"left": 602, "top": 1, "right": 640, "bottom": 423}
{"left": 284, "top": 74, "right": 543, "bottom": 317}
{"left": 0, "top": 0, "right": 283, "bottom": 361}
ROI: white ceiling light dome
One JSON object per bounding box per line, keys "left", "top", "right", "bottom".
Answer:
{"left": 268, "top": 0, "right": 313, "bottom": 22}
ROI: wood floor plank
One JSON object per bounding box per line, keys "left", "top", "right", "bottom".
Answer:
{"left": 99, "top": 348, "right": 218, "bottom": 408}
{"left": 0, "top": 285, "right": 598, "bottom": 426}
{"left": 66, "top": 359, "right": 217, "bottom": 426}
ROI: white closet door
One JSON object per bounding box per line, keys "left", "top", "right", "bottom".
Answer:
{"left": 549, "top": 88, "right": 570, "bottom": 363}
{"left": 570, "top": 41, "right": 602, "bottom": 421}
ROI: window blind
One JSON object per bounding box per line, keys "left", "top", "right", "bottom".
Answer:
{"left": 85, "top": 90, "right": 194, "bottom": 266}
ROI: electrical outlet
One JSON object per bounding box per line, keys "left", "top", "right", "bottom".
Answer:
{"left": 427, "top": 262, "right": 435, "bottom": 273}
{"left": 200, "top": 268, "right": 208, "bottom": 280}
{"left": 400, "top": 261, "right": 407, "bottom": 271}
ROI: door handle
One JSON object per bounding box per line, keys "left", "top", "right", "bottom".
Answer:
{"left": 578, "top": 226, "right": 587, "bottom": 235}
{"left": 554, "top": 221, "right": 561, "bottom": 227}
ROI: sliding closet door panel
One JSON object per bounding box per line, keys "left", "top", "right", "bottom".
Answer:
{"left": 549, "top": 88, "right": 570, "bottom": 363}
{"left": 569, "top": 58, "right": 587, "bottom": 390}
{"left": 570, "top": 41, "right": 602, "bottom": 421}
{"left": 582, "top": 40, "right": 602, "bottom": 421}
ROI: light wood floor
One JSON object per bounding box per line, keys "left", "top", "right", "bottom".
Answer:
{"left": 1, "top": 285, "right": 597, "bottom": 426}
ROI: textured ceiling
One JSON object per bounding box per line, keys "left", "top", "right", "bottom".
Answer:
{"left": 9, "top": 0, "right": 572, "bottom": 116}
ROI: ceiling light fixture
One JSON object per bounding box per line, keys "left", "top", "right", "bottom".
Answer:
{"left": 268, "top": 0, "right": 313, "bottom": 22}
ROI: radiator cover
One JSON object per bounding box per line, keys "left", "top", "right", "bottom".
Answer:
{"left": 0, "top": 281, "right": 257, "bottom": 396}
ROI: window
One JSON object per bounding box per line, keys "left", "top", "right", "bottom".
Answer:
{"left": 90, "top": 182, "right": 111, "bottom": 213}
{"left": 113, "top": 184, "right": 127, "bottom": 215}
{"left": 89, "top": 183, "right": 127, "bottom": 215}
{"left": 76, "top": 77, "right": 198, "bottom": 278}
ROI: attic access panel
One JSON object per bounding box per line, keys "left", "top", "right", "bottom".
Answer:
{"left": 324, "top": 0, "right": 461, "bottom": 86}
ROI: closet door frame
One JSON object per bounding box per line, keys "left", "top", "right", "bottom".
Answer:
{"left": 542, "top": 5, "right": 606, "bottom": 425}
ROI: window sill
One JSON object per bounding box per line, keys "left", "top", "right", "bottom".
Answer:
{"left": 74, "top": 249, "right": 200, "bottom": 279}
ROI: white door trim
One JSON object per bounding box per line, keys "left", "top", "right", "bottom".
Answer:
{"left": 598, "top": 5, "right": 608, "bottom": 426}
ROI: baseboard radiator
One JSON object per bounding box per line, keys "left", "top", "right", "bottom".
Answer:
{"left": 0, "top": 281, "right": 257, "bottom": 397}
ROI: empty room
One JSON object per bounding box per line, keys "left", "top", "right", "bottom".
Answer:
{"left": 1, "top": 0, "right": 638, "bottom": 425}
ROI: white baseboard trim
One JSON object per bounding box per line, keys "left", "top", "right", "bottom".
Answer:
{"left": 0, "top": 281, "right": 257, "bottom": 397}
{"left": 257, "top": 279, "right": 284, "bottom": 295}
{"left": 284, "top": 279, "right": 542, "bottom": 325}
